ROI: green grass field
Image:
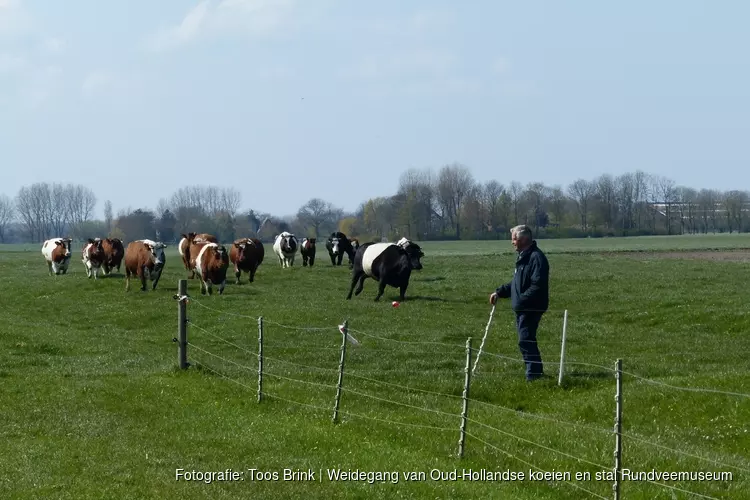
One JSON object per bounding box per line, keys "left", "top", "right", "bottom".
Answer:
{"left": 1, "top": 235, "right": 749, "bottom": 499}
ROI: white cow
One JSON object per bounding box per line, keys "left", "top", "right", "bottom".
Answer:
{"left": 41, "top": 237, "right": 73, "bottom": 275}
{"left": 273, "top": 232, "right": 298, "bottom": 268}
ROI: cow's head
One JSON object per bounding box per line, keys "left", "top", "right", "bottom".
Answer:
{"left": 210, "top": 244, "right": 228, "bottom": 263}
{"left": 57, "top": 238, "right": 72, "bottom": 258}
{"left": 234, "top": 239, "right": 249, "bottom": 261}
{"left": 329, "top": 237, "right": 341, "bottom": 255}
{"left": 280, "top": 233, "right": 297, "bottom": 253}
{"left": 350, "top": 238, "right": 360, "bottom": 250}
{"left": 146, "top": 242, "right": 167, "bottom": 268}
{"left": 398, "top": 238, "right": 423, "bottom": 270}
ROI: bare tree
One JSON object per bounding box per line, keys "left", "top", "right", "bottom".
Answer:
{"left": 66, "top": 184, "right": 97, "bottom": 227}
{"left": 104, "top": 200, "right": 113, "bottom": 232}
{"left": 437, "top": 163, "right": 475, "bottom": 238}
{"left": 508, "top": 181, "right": 523, "bottom": 226}
{"left": 524, "top": 182, "right": 550, "bottom": 230}
{"left": 568, "top": 179, "right": 595, "bottom": 231}
{"left": 0, "top": 194, "right": 15, "bottom": 242}
{"left": 548, "top": 186, "right": 567, "bottom": 230}
{"left": 633, "top": 170, "right": 649, "bottom": 231}
{"left": 296, "top": 198, "right": 338, "bottom": 237}
{"left": 482, "top": 180, "right": 505, "bottom": 231}
{"left": 655, "top": 176, "right": 677, "bottom": 234}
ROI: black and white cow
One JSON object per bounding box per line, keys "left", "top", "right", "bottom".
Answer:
{"left": 346, "top": 237, "right": 424, "bottom": 302}
{"left": 326, "top": 231, "right": 356, "bottom": 267}
{"left": 273, "top": 231, "right": 298, "bottom": 268}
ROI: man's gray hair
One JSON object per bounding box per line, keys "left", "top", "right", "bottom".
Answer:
{"left": 510, "top": 224, "right": 532, "bottom": 240}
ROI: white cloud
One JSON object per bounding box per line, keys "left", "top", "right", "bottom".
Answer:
{"left": 0, "top": 52, "right": 25, "bottom": 72}
{"left": 491, "top": 57, "right": 510, "bottom": 75}
{"left": 145, "top": 0, "right": 296, "bottom": 52}
{"left": 370, "top": 7, "right": 455, "bottom": 37}
{"left": 43, "top": 37, "right": 65, "bottom": 54}
{"left": 339, "top": 49, "right": 457, "bottom": 80}
{"left": 81, "top": 70, "right": 113, "bottom": 95}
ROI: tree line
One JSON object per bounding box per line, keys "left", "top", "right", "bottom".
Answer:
{"left": 0, "top": 165, "right": 748, "bottom": 244}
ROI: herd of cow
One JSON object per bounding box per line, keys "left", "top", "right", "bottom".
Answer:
{"left": 39, "top": 230, "right": 426, "bottom": 301}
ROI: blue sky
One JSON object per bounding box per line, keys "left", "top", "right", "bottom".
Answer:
{"left": 2, "top": 0, "right": 749, "bottom": 218}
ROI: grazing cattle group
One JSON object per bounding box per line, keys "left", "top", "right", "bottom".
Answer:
{"left": 40, "top": 230, "right": 425, "bottom": 301}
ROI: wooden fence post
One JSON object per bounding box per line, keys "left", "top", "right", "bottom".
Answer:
{"left": 332, "top": 320, "right": 348, "bottom": 424}
{"left": 257, "top": 316, "right": 264, "bottom": 403}
{"left": 458, "top": 337, "right": 473, "bottom": 458}
{"left": 613, "top": 358, "right": 623, "bottom": 500}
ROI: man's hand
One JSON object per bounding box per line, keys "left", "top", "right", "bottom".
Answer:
{"left": 489, "top": 292, "right": 498, "bottom": 305}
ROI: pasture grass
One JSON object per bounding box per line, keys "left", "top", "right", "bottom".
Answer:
{"left": 1, "top": 237, "right": 749, "bottom": 499}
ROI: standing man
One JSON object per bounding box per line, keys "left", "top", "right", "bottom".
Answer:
{"left": 489, "top": 225, "right": 550, "bottom": 381}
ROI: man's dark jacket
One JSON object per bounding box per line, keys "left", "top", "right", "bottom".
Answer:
{"left": 495, "top": 241, "right": 549, "bottom": 313}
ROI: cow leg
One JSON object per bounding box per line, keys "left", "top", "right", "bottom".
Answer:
{"left": 152, "top": 271, "right": 162, "bottom": 291}
{"left": 250, "top": 265, "right": 257, "bottom": 282}
{"left": 139, "top": 267, "right": 147, "bottom": 291}
{"left": 234, "top": 264, "right": 241, "bottom": 284}
{"left": 47, "top": 261, "right": 53, "bottom": 276}
{"left": 302, "top": 255, "right": 308, "bottom": 267}
{"left": 309, "top": 254, "right": 315, "bottom": 267}
{"left": 337, "top": 253, "right": 343, "bottom": 266}
{"left": 219, "top": 279, "right": 226, "bottom": 295}
{"left": 346, "top": 271, "right": 364, "bottom": 299}
{"left": 374, "top": 280, "right": 387, "bottom": 302}
{"left": 206, "top": 279, "right": 213, "bottom": 295}
{"left": 354, "top": 275, "right": 367, "bottom": 296}
{"left": 399, "top": 284, "right": 408, "bottom": 301}
{"left": 125, "top": 268, "right": 131, "bottom": 291}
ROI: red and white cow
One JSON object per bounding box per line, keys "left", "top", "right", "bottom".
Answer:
{"left": 41, "top": 237, "right": 73, "bottom": 275}
{"left": 179, "top": 232, "right": 218, "bottom": 278}
{"left": 82, "top": 238, "right": 106, "bottom": 279}
{"left": 124, "top": 239, "right": 167, "bottom": 291}
{"left": 190, "top": 240, "right": 229, "bottom": 295}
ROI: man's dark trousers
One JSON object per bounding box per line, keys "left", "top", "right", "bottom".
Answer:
{"left": 516, "top": 312, "right": 544, "bottom": 380}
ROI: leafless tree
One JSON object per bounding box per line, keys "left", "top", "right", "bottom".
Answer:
{"left": 655, "top": 176, "right": 677, "bottom": 234}
{"left": 508, "top": 181, "right": 523, "bottom": 226}
{"left": 0, "top": 194, "right": 15, "bottom": 242}
{"left": 568, "top": 179, "right": 595, "bottom": 231}
{"left": 297, "top": 198, "right": 338, "bottom": 237}
{"left": 66, "top": 184, "right": 97, "bottom": 226}
{"left": 437, "top": 163, "right": 475, "bottom": 238}
{"left": 104, "top": 200, "right": 113, "bottom": 232}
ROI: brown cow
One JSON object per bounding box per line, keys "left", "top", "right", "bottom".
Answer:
{"left": 300, "top": 237, "right": 316, "bottom": 267}
{"left": 179, "top": 232, "right": 218, "bottom": 278}
{"left": 124, "top": 239, "right": 167, "bottom": 291}
{"left": 100, "top": 237, "right": 124, "bottom": 275}
{"left": 41, "top": 237, "right": 73, "bottom": 275}
{"left": 229, "top": 238, "right": 264, "bottom": 283}
{"left": 190, "top": 240, "right": 229, "bottom": 295}
{"left": 82, "top": 238, "right": 106, "bottom": 279}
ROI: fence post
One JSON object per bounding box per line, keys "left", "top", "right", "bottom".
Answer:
{"left": 332, "top": 320, "right": 348, "bottom": 424}
{"left": 176, "top": 279, "right": 188, "bottom": 369}
{"left": 458, "top": 337, "right": 473, "bottom": 458}
{"left": 257, "top": 316, "right": 264, "bottom": 403}
{"left": 558, "top": 309, "right": 568, "bottom": 385}
{"left": 613, "top": 358, "right": 623, "bottom": 500}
